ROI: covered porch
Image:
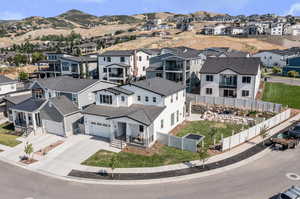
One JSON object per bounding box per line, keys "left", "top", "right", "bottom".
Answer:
{"left": 11, "top": 110, "right": 43, "bottom": 135}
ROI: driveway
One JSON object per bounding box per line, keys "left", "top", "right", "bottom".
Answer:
{"left": 267, "top": 75, "right": 300, "bottom": 86}
{"left": 30, "top": 135, "right": 120, "bottom": 176}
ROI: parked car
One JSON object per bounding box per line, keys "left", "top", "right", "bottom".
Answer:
{"left": 278, "top": 186, "right": 300, "bottom": 199}
{"left": 288, "top": 124, "right": 300, "bottom": 138}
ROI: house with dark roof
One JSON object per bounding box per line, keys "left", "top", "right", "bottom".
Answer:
{"left": 98, "top": 49, "right": 159, "bottom": 84}
{"left": 0, "top": 75, "right": 17, "bottom": 96}
{"left": 73, "top": 42, "right": 97, "bottom": 55}
{"left": 9, "top": 76, "right": 116, "bottom": 137}
{"left": 83, "top": 77, "right": 186, "bottom": 148}
{"left": 200, "top": 57, "right": 261, "bottom": 99}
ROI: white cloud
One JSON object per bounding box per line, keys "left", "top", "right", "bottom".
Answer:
{"left": 287, "top": 3, "right": 300, "bottom": 15}
{"left": 0, "top": 11, "right": 24, "bottom": 20}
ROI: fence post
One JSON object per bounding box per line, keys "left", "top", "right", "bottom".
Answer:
{"left": 168, "top": 134, "right": 170, "bottom": 146}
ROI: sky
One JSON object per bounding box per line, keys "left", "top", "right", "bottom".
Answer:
{"left": 0, "top": 0, "right": 300, "bottom": 20}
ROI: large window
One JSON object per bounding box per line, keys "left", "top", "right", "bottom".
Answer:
{"left": 161, "top": 119, "right": 164, "bottom": 129}
{"left": 107, "top": 57, "right": 112, "bottom": 62}
{"left": 171, "top": 113, "right": 175, "bottom": 126}
{"left": 242, "top": 90, "right": 250, "bottom": 97}
{"left": 139, "top": 125, "right": 144, "bottom": 132}
{"left": 120, "top": 57, "right": 125, "bottom": 62}
{"left": 99, "top": 94, "right": 113, "bottom": 105}
{"left": 206, "top": 75, "right": 214, "bottom": 82}
{"left": 62, "top": 63, "right": 69, "bottom": 71}
{"left": 242, "top": 76, "right": 251, "bottom": 84}
{"left": 206, "top": 88, "right": 213, "bottom": 95}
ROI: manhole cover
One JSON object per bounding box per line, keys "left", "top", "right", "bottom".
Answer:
{"left": 286, "top": 173, "right": 300, "bottom": 181}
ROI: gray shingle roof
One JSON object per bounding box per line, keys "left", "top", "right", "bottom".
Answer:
{"left": 34, "top": 77, "right": 110, "bottom": 93}
{"left": 11, "top": 98, "right": 46, "bottom": 112}
{"left": 0, "top": 75, "right": 16, "bottom": 84}
{"left": 130, "top": 77, "right": 186, "bottom": 96}
{"left": 100, "top": 50, "right": 135, "bottom": 57}
{"left": 83, "top": 104, "right": 165, "bottom": 126}
{"left": 200, "top": 57, "right": 261, "bottom": 75}
{"left": 60, "top": 56, "right": 97, "bottom": 63}
{"left": 49, "top": 96, "right": 80, "bottom": 116}
{"left": 162, "top": 46, "right": 201, "bottom": 59}
{"left": 104, "top": 87, "right": 134, "bottom": 95}
{"left": 4, "top": 94, "right": 32, "bottom": 105}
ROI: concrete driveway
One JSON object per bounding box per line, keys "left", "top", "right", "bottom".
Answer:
{"left": 30, "top": 135, "right": 120, "bottom": 176}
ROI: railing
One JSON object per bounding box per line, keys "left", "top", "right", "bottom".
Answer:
{"left": 219, "top": 81, "right": 237, "bottom": 88}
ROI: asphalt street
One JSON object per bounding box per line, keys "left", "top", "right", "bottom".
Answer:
{"left": 1, "top": 146, "right": 300, "bottom": 199}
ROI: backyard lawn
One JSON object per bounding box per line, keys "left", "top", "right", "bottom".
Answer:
{"left": 82, "top": 146, "right": 199, "bottom": 168}
{"left": 0, "top": 123, "right": 21, "bottom": 147}
{"left": 263, "top": 82, "right": 300, "bottom": 109}
{"left": 176, "top": 120, "right": 248, "bottom": 146}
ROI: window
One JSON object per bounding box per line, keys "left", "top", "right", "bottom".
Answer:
{"left": 176, "top": 110, "right": 179, "bottom": 122}
{"left": 11, "top": 85, "right": 15, "bottom": 90}
{"left": 121, "top": 96, "right": 125, "bottom": 102}
{"left": 145, "top": 96, "right": 149, "bottom": 102}
{"left": 242, "top": 76, "right": 251, "bottom": 84}
{"left": 62, "top": 65, "right": 69, "bottom": 71}
{"left": 206, "top": 88, "right": 213, "bottom": 95}
{"left": 120, "top": 57, "right": 125, "bottom": 62}
{"left": 176, "top": 93, "right": 178, "bottom": 100}
{"left": 171, "top": 113, "right": 175, "bottom": 126}
{"left": 103, "top": 68, "right": 107, "bottom": 73}
{"left": 161, "top": 119, "right": 164, "bottom": 129}
{"left": 137, "top": 96, "right": 141, "bottom": 101}
{"left": 147, "top": 56, "right": 149, "bottom": 60}
{"left": 139, "top": 56, "right": 142, "bottom": 61}
{"left": 153, "top": 97, "right": 156, "bottom": 103}
{"left": 242, "top": 90, "right": 250, "bottom": 97}
{"left": 156, "top": 73, "right": 162, "bottom": 77}
{"left": 72, "top": 94, "right": 78, "bottom": 103}
{"left": 139, "top": 125, "right": 144, "bottom": 132}
{"left": 99, "top": 94, "right": 113, "bottom": 105}
{"left": 143, "top": 66, "right": 146, "bottom": 71}
{"left": 171, "top": 95, "right": 173, "bottom": 103}
{"left": 34, "top": 90, "right": 43, "bottom": 99}
{"left": 103, "top": 57, "right": 106, "bottom": 61}
{"left": 107, "top": 57, "right": 111, "bottom": 62}
{"left": 206, "top": 75, "right": 214, "bottom": 82}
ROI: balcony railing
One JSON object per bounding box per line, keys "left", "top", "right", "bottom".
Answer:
{"left": 219, "top": 81, "right": 237, "bottom": 88}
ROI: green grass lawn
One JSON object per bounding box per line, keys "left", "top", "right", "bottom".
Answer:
{"left": 262, "top": 82, "right": 300, "bottom": 109}
{"left": 0, "top": 123, "right": 21, "bottom": 147}
{"left": 176, "top": 120, "right": 248, "bottom": 146}
{"left": 82, "top": 147, "right": 199, "bottom": 168}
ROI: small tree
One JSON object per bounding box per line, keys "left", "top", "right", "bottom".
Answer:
{"left": 19, "top": 71, "right": 29, "bottom": 81}
{"left": 198, "top": 146, "right": 209, "bottom": 169}
{"left": 24, "top": 142, "right": 34, "bottom": 160}
{"left": 272, "top": 67, "right": 282, "bottom": 75}
{"left": 288, "top": 70, "right": 299, "bottom": 78}
{"left": 109, "top": 155, "right": 119, "bottom": 179}
{"left": 259, "top": 126, "right": 269, "bottom": 146}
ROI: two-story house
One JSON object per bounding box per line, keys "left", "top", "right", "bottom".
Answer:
{"left": 0, "top": 75, "right": 17, "bottom": 96}
{"left": 98, "top": 49, "right": 159, "bottom": 84}
{"left": 10, "top": 77, "right": 116, "bottom": 137}
{"left": 73, "top": 42, "right": 98, "bottom": 55}
{"left": 200, "top": 57, "right": 261, "bottom": 99}
{"left": 83, "top": 77, "right": 186, "bottom": 148}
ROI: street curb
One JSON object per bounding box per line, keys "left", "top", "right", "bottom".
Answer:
{"left": 0, "top": 146, "right": 271, "bottom": 185}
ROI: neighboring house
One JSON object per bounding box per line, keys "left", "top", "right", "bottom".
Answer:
{"left": 230, "top": 27, "right": 245, "bottom": 35}
{"left": 60, "top": 55, "right": 98, "bottom": 79}
{"left": 73, "top": 42, "right": 98, "bottom": 55}
{"left": 202, "top": 24, "right": 229, "bottom": 35}
{"left": 286, "top": 24, "right": 300, "bottom": 36}
{"left": 98, "top": 49, "right": 159, "bottom": 84}
{"left": 283, "top": 57, "right": 300, "bottom": 77}
{"left": 0, "top": 75, "right": 17, "bottom": 96}
{"left": 9, "top": 77, "right": 116, "bottom": 136}
{"left": 83, "top": 77, "right": 186, "bottom": 148}
{"left": 3, "top": 94, "right": 32, "bottom": 119}
{"left": 200, "top": 57, "right": 261, "bottom": 99}
{"left": 253, "top": 49, "right": 299, "bottom": 67}
{"left": 271, "top": 23, "right": 285, "bottom": 36}
{"left": 146, "top": 46, "right": 202, "bottom": 91}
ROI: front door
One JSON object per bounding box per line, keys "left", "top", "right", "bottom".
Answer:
{"left": 117, "top": 122, "right": 127, "bottom": 138}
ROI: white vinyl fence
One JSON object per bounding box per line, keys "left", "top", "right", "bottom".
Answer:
{"left": 222, "top": 109, "right": 291, "bottom": 151}
{"left": 157, "top": 132, "right": 198, "bottom": 152}
{"left": 188, "top": 94, "right": 283, "bottom": 113}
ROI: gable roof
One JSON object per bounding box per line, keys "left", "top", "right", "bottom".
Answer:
{"left": 60, "top": 56, "right": 97, "bottom": 63}
{"left": 100, "top": 50, "right": 135, "bottom": 57}
{"left": 130, "top": 77, "right": 186, "bottom": 96}
{"left": 104, "top": 63, "right": 130, "bottom": 68}
{"left": 0, "top": 75, "right": 17, "bottom": 85}
{"left": 200, "top": 57, "right": 261, "bottom": 75}
{"left": 103, "top": 87, "right": 134, "bottom": 96}
{"left": 161, "top": 46, "right": 201, "bottom": 59}
{"left": 11, "top": 98, "right": 46, "bottom": 112}
{"left": 33, "top": 77, "right": 108, "bottom": 93}
{"left": 49, "top": 96, "right": 80, "bottom": 116}
{"left": 83, "top": 104, "right": 165, "bottom": 126}
{"left": 4, "top": 94, "right": 32, "bottom": 105}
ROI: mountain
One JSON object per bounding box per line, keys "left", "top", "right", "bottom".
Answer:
{"left": 58, "top": 9, "right": 101, "bottom": 26}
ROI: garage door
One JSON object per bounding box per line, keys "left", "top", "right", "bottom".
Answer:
{"left": 88, "top": 122, "right": 110, "bottom": 138}
{"left": 43, "top": 120, "right": 65, "bottom": 136}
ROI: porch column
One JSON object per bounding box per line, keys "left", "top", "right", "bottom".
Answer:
{"left": 123, "top": 68, "right": 126, "bottom": 84}
{"left": 106, "top": 68, "right": 109, "bottom": 81}
{"left": 25, "top": 112, "right": 29, "bottom": 127}
{"left": 144, "top": 126, "right": 149, "bottom": 147}
{"left": 32, "top": 113, "right": 37, "bottom": 131}
{"left": 183, "top": 61, "right": 187, "bottom": 86}
{"left": 109, "top": 120, "right": 115, "bottom": 141}
{"left": 12, "top": 110, "right": 16, "bottom": 124}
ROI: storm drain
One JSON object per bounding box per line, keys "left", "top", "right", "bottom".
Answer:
{"left": 286, "top": 173, "right": 300, "bottom": 181}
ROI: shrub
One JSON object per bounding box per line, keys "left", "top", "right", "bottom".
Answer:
{"left": 288, "top": 70, "right": 299, "bottom": 78}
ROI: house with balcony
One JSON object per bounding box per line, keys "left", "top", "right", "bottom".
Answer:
{"left": 98, "top": 49, "right": 159, "bottom": 84}
{"left": 200, "top": 57, "right": 261, "bottom": 99}
{"left": 9, "top": 76, "right": 116, "bottom": 136}
{"left": 83, "top": 77, "right": 186, "bottom": 148}
{"left": 73, "top": 42, "right": 98, "bottom": 55}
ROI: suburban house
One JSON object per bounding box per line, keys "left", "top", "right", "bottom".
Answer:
{"left": 60, "top": 55, "right": 98, "bottom": 79}
{"left": 83, "top": 77, "right": 186, "bottom": 148}
{"left": 146, "top": 46, "right": 202, "bottom": 91}
{"left": 98, "top": 49, "right": 159, "bottom": 84}
{"left": 283, "top": 57, "right": 300, "bottom": 77}
{"left": 286, "top": 24, "right": 300, "bottom": 36}
{"left": 73, "top": 42, "right": 98, "bottom": 55}
{"left": 9, "top": 77, "right": 116, "bottom": 136}
{"left": 0, "top": 75, "right": 17, "bottom": 96}
{"left": 202, "top": 24, "right": 229, "bottom": 35}
{"left": 253, "top": 49, "right": 300, "bottom": 67}
{"left": 200, "top": 57, "right": 261, "bottom": 99}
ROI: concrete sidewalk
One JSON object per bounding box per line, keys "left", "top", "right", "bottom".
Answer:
{"left": 73, "top": 113, "right": 300, "bottom": 174}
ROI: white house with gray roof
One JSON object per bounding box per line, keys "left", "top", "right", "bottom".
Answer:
{"left": 200, "top": 57, "right": 261, "bottom": 99}
{"left": 0, "top": 75, "right": 17, "bottom": 96}
{"left": 83, "top": 77, "right": 186, "bottom": 148}
{"left": 10, "top": 76, "right": 116, "bottom": 137}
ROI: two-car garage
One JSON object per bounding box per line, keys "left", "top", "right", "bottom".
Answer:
{"left": 85, "top": 115, "right": 111, "bottom": 139}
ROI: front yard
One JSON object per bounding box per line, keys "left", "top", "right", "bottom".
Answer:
{"left": 176, "top": 120, "right": 248, "bottom": 146}
{"left": 82, "top": 145, "right": 199, "bottom": 168}
{"left": 0, "top": 122, "right": 21, "bottom": 147}
{"left": 262, "top": 82, "right": 300, "bottom": 109}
